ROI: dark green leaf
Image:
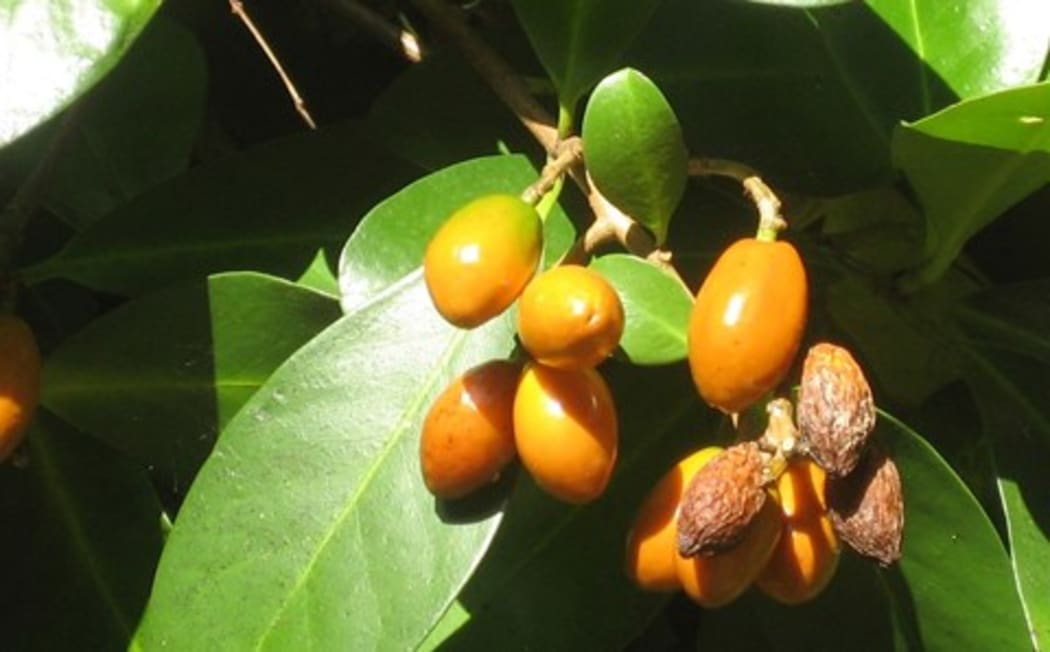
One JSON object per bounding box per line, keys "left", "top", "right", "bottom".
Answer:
{"left": 136, "top": 276, "right": 516, "bottom": 649}
{"left": 0, "top": 0, "right": 161, "bottom": 146}
{"left": 23, "top": 121, "right": 419, "bottom": 295}
{"left": 817, "top": 187, "right": 926, "bottom": 273}
{"left": 41, "top": 273, "right": 341, "bottom": 501}
{"left": 895, "top": 83, "right": 1050, "bottom": 288}
{"left": 511, "top": 0, "right": 663, "bottom": 107}
{"left": 582, "top": 68, "right": 688, "bottom": 244}
{"left": 590, "top": 254, "right": 692, "bottom": 365}
{"left": 337, "top": 155, "right": 573, "bottom": 313}
{"left": 0, "top": 413, "right": 164, "bottom": 651}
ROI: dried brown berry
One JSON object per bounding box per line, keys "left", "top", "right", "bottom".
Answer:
{"left": 677, "top": 442, "right": 768, "bottom": 557}
{"left": 797, "top": 342, "right": 876, "bottom": 477}
{"left": 827, "top": 445, "right": 903, "bottom": 566}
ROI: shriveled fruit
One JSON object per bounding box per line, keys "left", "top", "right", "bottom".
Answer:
{"left": 517, "top": 265, "right": 624, "bottom": 370}
{"left": 513, "top": 363, "right": 617, "bottom": 503}
{"left": 827, "top": 444, "right": 904, "bottom": 566}
{"left": 675, "top": 498, "right": 782, "bottom": 608}
{"left": 625, "top": 447, "right": 722, "bottom": 591}
{"left": 423, "top": 194, "right": 542, "bottom": 328}
{"left": 677, "top": 441, "right": 769, "bottom": 557}
{"left": 757, "top": 459, "right": 840, "bottom": 605}
{"left": 797, "top": 342, "right": 876, "bottom": 477}
{"left": 687, "top": 237, "right": 807, "bottom": 413}
{"left": 420, "top": 360, "right": 520, "bottom": 499}
{"left": 0, "top": 316, "right": 41, "bottom": 461}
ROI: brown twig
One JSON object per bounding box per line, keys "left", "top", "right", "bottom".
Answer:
{"left": 520, "top": 137, "right": 582, "bottom": 205}
{"left": 229, "top": 0, "right": 317, "bottom": 130}
{"left": 689, "top": 157, "right": 786, "bottom": 236}
{"left": 330, "top": 0, "right": 423, "bottom": 63}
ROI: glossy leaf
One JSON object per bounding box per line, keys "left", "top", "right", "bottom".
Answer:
{"left": 589, "top": 254, "right": 691, "bottom": 365}
{"left": 295, "top": 248, "right": 340, "bottom": 298}
{"left": 0, "top": 413, "right": 164, "bottom": 650}
{"left": 337, "top": 155, "right": 574, "bottom": 313}
{"left": 136, "top": 276, "right": 517, "bottom": 649}
{"left": 23, "top": 121, "right": 419, "bottom": 295}
{"left": 42, "top": 273, "right": 341, "bottom": 500}
{"left": 512, "top": 0, "right": 663, "bottom": 107}
{"left": 426, "top": 364, "right": 714, "bottom": 650}
{"left": 582, "top": 69, "right": 688, "bottom": 244}
{"left": 894, "top": 83, "right": 1050, "bottom": 288}
{"left": 0, "top": 0, "right": 161, "bottom": 146}
{"left": 626, "top": 0, "right": 1049, "bottom": 191}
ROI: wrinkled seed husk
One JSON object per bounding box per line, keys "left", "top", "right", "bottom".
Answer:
{"left": 677, "top": 442, "right": 767, "bottom": 557}
{"left": 797, "top": 343, "right": 877, "bottom": 477}
{"left": 827, "top": 445, "right": 904, "bottom": 566}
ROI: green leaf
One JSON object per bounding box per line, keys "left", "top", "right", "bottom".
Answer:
{"left": 337, "top": 155, "right": 574, "bottom": 313}
{"left": 0, "top": 0, "right": 162, "bottom": 146}
{"left": 880, "top": 411, "right": 1031, "bottom": 650}
{"left": 426, "top": 364, "right": 715, "bottom": 650}
{"left": 0, "top": 413, "right": 164, "bottom": 650}
{"left": 136, "top": 275, "right": 516, "bottom": 649}
{"left": 295, "top": 248, "right": 340, "bottom": 298}
{"left": 627, "top": 0, "right": 1049, "bottom": 191}
{"left": 817, "top": 187, "right": 927, "bottom": 273}
{"left": 582, "top": 68, "right": 688, "bottom": 245}
{"left": 23, "top": 121, "right": 420, "bottom": 295}
{"left": 37, "top": 15, "right": 207, "bottom": 230}
{"left": 41, "top": 273, "right": 341, "bottom": 500}
{"left": 894, "top": 83, "right": 1050, "bottom": 288}
{"left": 511, "top": 0, "right": 663, "bottom": 107}
{"left": 589, "top": 254, "right": 692, "bottom": 365}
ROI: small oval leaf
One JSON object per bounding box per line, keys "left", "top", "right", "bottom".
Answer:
{"left": 583, "top": 68, "right": 688, "bottom": 245}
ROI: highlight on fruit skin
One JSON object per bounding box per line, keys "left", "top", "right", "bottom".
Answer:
{"left": 423, "top": 193, "right": 542, "bottom": 329}
{"left": 419, "top": 359, "right": 521, "bottom": 500}
{"left": 686, "top": 237, "right": 807, "bottom": 414}
{"left": 0, "top": 315, "right": 41, "bottom": 462}
{"left": 625, "top": 447, "right": 721, "bottom": 591}
{"left": 516, "top": 264, "right": 625, "bottom": 370}
{"left": 512, "top": 362, "right": 618, "bottom": 504}
{"left": 756, "top": 459, "right": 841, "bottom": 605}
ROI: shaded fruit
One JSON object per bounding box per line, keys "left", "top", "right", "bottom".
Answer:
{"left": 677, "top": 442, "right": 769, "bottom": 557}
{"left": 517, "top": 265, "right": 624, "bottom": 370}
{"left": 797, "top": 342, "right": 876, "bottom": 477}
{"left": 0, "top": 316, "right": 41, "bottom": 461}
{"left": 423, "top": 194, "right": 542, "bottom": 328}
{"left": 513, "top": 363, "right": 618, "bottom": 503}
{"left": 675, "top": 498, "right": 782, "bottom": 608}
{"left": 757, "top": 459, "right": 840, "bottom": 604}
{"left": 687, "top": 238, "right": 807, "bottom": 413}
{"left": 827, "top": 444, "right": 904, "bottom": 566}
{"left": 420, "top": 359, "right": 520, "bottom": 499}
{"left": 625, "top": 447, "right": 722, "bottom": 591}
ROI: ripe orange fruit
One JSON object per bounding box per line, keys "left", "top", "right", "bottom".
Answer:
{"left": 419, "top": 359, "right": 520, "bottom": 499}
{"left": 516, "top": 265, "right": 624, "bottom": 370}
{"left": 625, "top": 447, "right": 722, "bottom": 591}
{"left": 687, "top": 237, "right": 807, "bottom": 413}
{"left": 423, "top": 194, "right": 542, "bottom": 329}
{"left": 756, "top": 459, "right": 840, "bottom": 604}
{"left": 513, "top": 363, "right": 618, "bottom": 504}
{"left": 0, "top": 316, "right": 41, "bottom": 461}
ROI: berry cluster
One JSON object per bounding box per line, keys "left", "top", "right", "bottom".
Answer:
{"left": 419, "top": 193, "right": 625, "bottom": 504}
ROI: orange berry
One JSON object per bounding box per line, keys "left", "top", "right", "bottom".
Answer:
{"left": 424, "top": 194, "right": 542, "bottom": 328}
{"left": 756, "top": 459, "right": 840, "bottom": 604}
{"left": 0, "top": 316, "right": 40, "bottom": 461}
{"left": 513, "top": 363, "right": 617, "bottom": 504}
{"left": 687, "top": 238, "right": 807, "bottom": 413}
{"left": 420, "top": 360, "right": 520, "bottom": 499}
{"left": 516, "top": 265, "right": 624, "bottom": 370}
{"left": 625, "top": 447, "right": 721, "bottom": 591}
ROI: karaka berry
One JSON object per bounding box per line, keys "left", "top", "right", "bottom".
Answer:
{"left": 516, "top": 265, "right": 624, "bottom": 370}
{"left": 687, "top": 236, "right": 807, "bottom": 414}
{"left": 0, "top": 316, "right": 41, "bottom": 462}
{"left": 423, "top": 194, "right": 542, "bottom": 329}
{"left": 420, "top": 359, "right": 520, "bottom": 499}
{"left": 513, "top": 362, "right": 618, "bottom": 504}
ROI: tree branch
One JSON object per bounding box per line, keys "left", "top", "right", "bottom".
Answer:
{"left": 330, "top": 0, "right": 423, "bottom": 63}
